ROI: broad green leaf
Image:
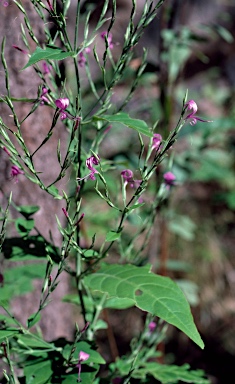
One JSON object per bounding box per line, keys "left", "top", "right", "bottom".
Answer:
{"left": 134, "top": 362, "right": 210, "bottom": 383}
{"left": 24, "top": 359, "right": 52, "bottom": 384}
{"left": 105, "top": 231, "right": 121, "bottom": 242}
{"left": 84, "top": 264, "right": 204, "bottom": 349}
{"left": 22, "top": 46, "right": 75, "bottom": 70}
{"left": 61, "top": 365, "right": 99, "bottom": 384}
{"left": 104, "top": 297, "right": 134, "bottom": 309}
{"left": 94, "top": 112, "right": 153, "bottom": 137}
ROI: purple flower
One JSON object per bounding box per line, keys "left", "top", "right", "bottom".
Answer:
{"left": 121, "top": 169, "right": 133, "bottom": 183}
{"left": 10, "top": 165, "right": 24, "bottom": 183}
{"left": 152, "top": 133, "right": 162, "bottom": 150}
{"left": 55, "top": 97, "right": 81, "bottom": 122}
{"left": 2, "top": 1, "right": 8, "bottom": 6}
{"left": 101, "top": 31, "right": 114, "bottom": 49}
{"left": 42, "top": 62, "right": 51, "bottom": 75}
{"left": 121, "top": 169, "right": 141, "bottom": 189}
{"left": 78, "top": 48, "right": 91, "bottom": 68}
{"left": 40, "top": 87, "right": 50, "bottom": 105}
{"left": 184, "top": 100, "right": 212, "bottom": 126}
{"left": 163, "top": 172, "right": 176, "bottom": 187}
{"left": 76, "top": 351, "right": 90, "bottom": 382}
{"left": 77, "top": 155, "right": 100, "bottom": 182}
{"left": 148, "top": 321, "right": 157, "bottom": 333}
{"left": 55, "top": 98, "right": 69, "bottom": 110}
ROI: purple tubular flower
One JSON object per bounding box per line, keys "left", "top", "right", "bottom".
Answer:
{"left": 148, "top": 321, "right": 157, "bottom": 333}
{"left": 101, "top": 31, "right": 114, "bottom": 49}
{"left": 184, "top": 99, "right": 212, "bottom": 126}
{"left": 10, "top": 165, "right": 24, "bottom": 183}
{"left": 152, "top": 133, "right": 162, "bottom": 150}
{"left": 163, "top": 172, "right": 176, "bottom": 187}
{"left": 76, "top": 351, "right": 90, "bottom": 382}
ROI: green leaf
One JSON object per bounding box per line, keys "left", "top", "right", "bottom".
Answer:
{"left": 104, "top": 297, "right": 134, "bottom": 309}
{"left": 105, "top": 231, "right": 121, "bottom": 242}
{"left": 94, "top": 112, "right": 153, "bottom": 137}
{"left": 15, "top": 218, "right": 34, "bottom": 237}
{"left": 27, "top": 312, "right": 41, "bottom": 328}
{"left": 0, "top": 330, "right": 19, "bottom": 341}
{"left": 84, "top": 264, "right": 204, "bottom": 349}
{"left": 135, "top": 362, "right": 210, "bottom": 383}
{"left": 22, "top": 46, "right": 75, "bottom": 70}
{"left": 17, "top": 334, "right": 55, "bottom": 350}
{"left": 24, "top": 359, "right": 52, "bottom": 384}
{"left": 15, "top": 205, "right": 40, "bottom": 218}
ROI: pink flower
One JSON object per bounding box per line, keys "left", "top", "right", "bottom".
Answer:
{"left": 152, "top": 133, "right": 162, "bottom": 150}
{"left": 40, "top": 87, "right": 50, "bottom": 105}
{"left": 42, "top": 62, "right": 51, "bottom": 75}
{"left": 148, "top": 321, "right": 157, "bottom": 333}
{"left": 77, "top": 155, "right": 100, "bottom": 182}
{"left": 163, "top": 172, "right": 176, "bottom": 187}
{"left": 55, "top": 98, "right": 69, "bottom": 110}
{"left": 78, "top": 48, "right": 91, "bottom": 68}
{"left": 121, "top": 169, "right": 141, "bottom": 189}
{"left": 55, "top": 98, "right": 81, "bottom": 121}
{"left": 10, "top": 165, "right": 24, "bottom": 183}
{"left": 76, "top": 351, "right": 90, "bottom": 382}
{"left": 101, "top": 31, "right": 114, "bottom": 49}
{"left": 184, "top": 100, "right": 212, "bottom": 126}
{"left": 121, "top": 169, "right": 133, "bottom": 183}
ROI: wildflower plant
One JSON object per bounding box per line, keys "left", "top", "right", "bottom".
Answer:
{"left": 0, "top": 0, "right": 212, "bottom": 383}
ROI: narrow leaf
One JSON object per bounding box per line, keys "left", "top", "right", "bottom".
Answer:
{"left": 22, "top": 46, "right": 75, "bottom": 70}
{"left": 94, "top": 112, "right": 153, "bottom": 137}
